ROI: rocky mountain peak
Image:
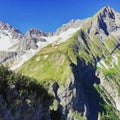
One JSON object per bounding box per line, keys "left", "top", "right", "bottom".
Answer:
{"left": 98, "top": 6, "right": 116, "bottom": 19}
{"left": 25, "top": 28, "right": 48, "bottom": 38}
{"left": 0, "top": 21, "right": 23, "bottom": 37}
{"left": 103, "top": 5, "right": 113, "bottom": 12}
{"left": 87, "top": 6, "right": 120, "bottom": 37}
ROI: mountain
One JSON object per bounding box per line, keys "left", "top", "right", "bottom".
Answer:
{"left": 0, "top": 5, "right": 120, "bottom": 120}
{"left": 0, "top": 21, "right": 23, "bottom": 51}
{"left": 19, "top": 6, "right": 120, "bottom": 120}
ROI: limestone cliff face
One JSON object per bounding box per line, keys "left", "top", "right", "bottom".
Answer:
{"left": 51, "top": 73, "right": 88, "bottom": 120}
{"left": 48, "top": 56, "right": 117, "bottom": 120}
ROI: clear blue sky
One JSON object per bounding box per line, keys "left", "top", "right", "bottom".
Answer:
{"left": 0, "top": 0, "right": 120, "bottom": 33}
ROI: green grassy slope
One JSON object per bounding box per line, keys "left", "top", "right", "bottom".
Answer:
{"left": 20, "top": 29, "right": 115, "bottom": 84}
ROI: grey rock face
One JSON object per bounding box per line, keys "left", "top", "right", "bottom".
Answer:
{"left": 19, "top": 38, "right": 39, "bottom": 50}
{"left": 0, "top": 51, "right": 18, "bottom": 63}
{"left": 49, "top": 59, "right": 102, "bottom": 120}
{"left": 25, "top": 28, "right": 48, "bottom": 38}
{"left": 0, "top": 51, "right": 25, "bottom": 68}
{"left": 56, "top": 73, "right": 88, "bottom": 120}
{"left": 98, "top": 6, "right": 119, "bottom": 34}
{"left": 18, "top": 28, "right": 48, "bottom": 50}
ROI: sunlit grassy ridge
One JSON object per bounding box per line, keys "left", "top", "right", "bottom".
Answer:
{"left": 20, "top": 28, "right": 119, "bottom": 85}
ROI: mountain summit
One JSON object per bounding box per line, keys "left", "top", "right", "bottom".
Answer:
{"left": 100, "top": 5, "right": 115, "bottom": 14}
{"left": 85, "top": 6, "right": 120, "bottom": 37}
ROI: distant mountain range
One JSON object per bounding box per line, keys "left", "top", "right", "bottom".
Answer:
{"left": 0, "top": 6, "right": 120, "bottom": 120}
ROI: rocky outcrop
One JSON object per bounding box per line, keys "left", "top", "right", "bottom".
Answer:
{"left": 51, "top": 73, "right": 88, "bottom": 120}
{"left": 0, "top": 51, "right": 17, "bottom": 63}
{"left": 0, "top": 51, "right": 25, "bottom": 68}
